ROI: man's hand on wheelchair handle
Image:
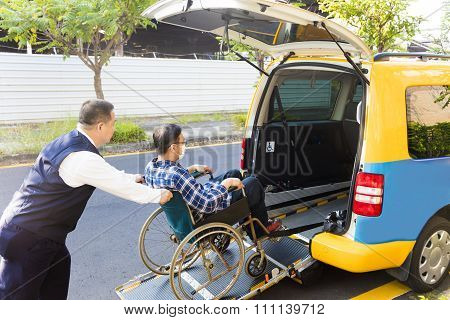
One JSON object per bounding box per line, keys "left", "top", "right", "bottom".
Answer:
{"left": 221, "top": 178, "right": 243, "bottom": 191}
{"left": 159, "top": 189, "right": 173, "bottom": 205}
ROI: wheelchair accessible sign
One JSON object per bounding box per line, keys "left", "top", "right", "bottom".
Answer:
{"left": 266, "top": 141, "right": 275, "bottom": 153}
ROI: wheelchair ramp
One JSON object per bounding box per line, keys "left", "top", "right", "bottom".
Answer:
{"left": 116, "top": 237, "right": 312, "bottom": 300}
{"left": 284, "top": 197, "right": 348, "bottom": 240}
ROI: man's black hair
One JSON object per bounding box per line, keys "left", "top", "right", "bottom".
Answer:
{"left": 153, "top": 124, "right": 182, "bottom": 155}
{"left": 79, "top": 99, "right": 114, "bottom": 126}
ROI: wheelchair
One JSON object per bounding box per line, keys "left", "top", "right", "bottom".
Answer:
{"left": 138, "top": 171, "right": 278, "bottom": 300}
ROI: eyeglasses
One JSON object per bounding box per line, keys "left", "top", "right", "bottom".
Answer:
{"left": 173, "top": 141, "right": 187, "bottom": 145}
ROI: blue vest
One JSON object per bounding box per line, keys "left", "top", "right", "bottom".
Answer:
{"left": 2, "top": 129, "right": 101, "bottom": 243}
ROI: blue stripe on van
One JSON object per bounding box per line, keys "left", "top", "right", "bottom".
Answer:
{"left": 354, "top": 157, "right": 450, "bottom": 244}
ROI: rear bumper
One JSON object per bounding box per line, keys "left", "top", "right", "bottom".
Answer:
{"left": 310, "top": 232, "right": 415, "bottom": 273}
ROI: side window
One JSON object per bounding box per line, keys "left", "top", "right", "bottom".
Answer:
{"left": 270, "top": 78, "right": 342, "bottom": 121}
{"left": 406, "top": 86, "right": 450, "bottom": 159}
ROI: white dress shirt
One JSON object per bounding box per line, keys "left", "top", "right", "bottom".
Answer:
{"left": 58, "top": 126, "right": 162, "bottom": 204}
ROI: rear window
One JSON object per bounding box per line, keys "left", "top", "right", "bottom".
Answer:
{"left": 230, "top": 21, "right": 347, "bottom": 45}
{"left": 268, "top": 73, "right": 342, "bottom": 121}
{"left": 162, "top": 8, "right": 348, "bottom": 46}
{"left": 406, "top": 85, "right": 450, "bottom": 159}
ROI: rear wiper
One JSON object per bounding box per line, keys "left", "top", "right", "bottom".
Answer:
{"left": 319, "top": 21, "right": 370, "bottom": 86}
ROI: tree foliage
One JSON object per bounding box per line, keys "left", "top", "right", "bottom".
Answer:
{"left": 435, "top": 86, "right": 450, "bottom": 110}
{"left": 289, "top": 1, "right": 305, "bottom": 8}
{"left": 408, "top": 122, "right": 450, "bottom": 159}
{"left": 318, "top": 0, "right": 421, "bottom": 53}
{"left": 429, "top": 0, "right": 450, "bottom": 54}
{"left": 0, "top": 0, "right": 157, "bottom": 98}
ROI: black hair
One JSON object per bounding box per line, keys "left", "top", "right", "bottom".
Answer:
{"left": 153, "top": 124, "right": 182, "bottom": 155}
{"left": 79, "top": 99, "right": 114, "bottom": 126}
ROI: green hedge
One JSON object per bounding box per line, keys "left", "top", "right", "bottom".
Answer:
{"left": 232, "top": 113, "right": 247, "bottom": 127}
{"left": 408, "top": 121, "right": 450, "bottom": 159}
{"left": 111, "top": 121, "right": 148, "bottom": 144}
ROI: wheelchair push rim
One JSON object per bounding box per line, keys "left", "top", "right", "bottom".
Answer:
{"left": 139, "top": 207, "right": 200, "bottom": 275}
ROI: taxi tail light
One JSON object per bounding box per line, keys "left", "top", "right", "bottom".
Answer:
{"left": 352, "top": 172, "right": 384, "bottom": 217}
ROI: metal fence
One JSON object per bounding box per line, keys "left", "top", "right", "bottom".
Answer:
{"left": 0, "top": 53, "right": 260, "bottom": 123}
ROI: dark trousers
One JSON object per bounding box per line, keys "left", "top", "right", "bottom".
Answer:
{"left": 0, "top": 222, "right": 71, "bottom": 300}
{"left": 211, "top": 169, "right": 269, "bottom": 236}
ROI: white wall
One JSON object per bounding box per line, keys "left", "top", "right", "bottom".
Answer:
{"left": 0, "top": 53, "right": 260, "bottom": 123}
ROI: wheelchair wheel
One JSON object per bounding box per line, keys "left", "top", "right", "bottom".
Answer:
{"left": 139, "top": 207, "right": 199, "bottom": 275}
{"left": 245, "top": 252, "right": 267, "bottom": 278}
{"left": 170, "top": 223, "right": 245, "bottom": 300}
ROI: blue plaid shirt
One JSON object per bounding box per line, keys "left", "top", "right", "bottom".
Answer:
{"left": 144, "top": 158, "right": 232, "bottom": 214}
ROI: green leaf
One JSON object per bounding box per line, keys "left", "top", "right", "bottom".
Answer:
{"left": 318, "top": 0, "right": 421, "bottom": 53}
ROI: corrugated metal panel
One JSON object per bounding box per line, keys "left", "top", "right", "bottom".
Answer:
{"left": 0, "top": 53, "right": 260, "bottom": 122}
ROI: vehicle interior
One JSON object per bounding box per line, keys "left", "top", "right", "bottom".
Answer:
{"left": 244, "top": 65, "right": 364, "bottom": 239}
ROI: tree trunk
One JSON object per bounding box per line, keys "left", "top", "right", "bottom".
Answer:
{"left": 93, "top": 69, "right": 105, "bottom": 99}
{"left": 115, "top": 43, "right": 124, "bottom": 57}
{"left": 377, "top": 38, "right": 384, "bottom": 53}
{"left": 26, "top": 41, "right": 32, "bottom": 54}
{"left": 256, "top": 50, "right": 265, "bottom": 75}
{"left": 115, "top": 32, "right": 124, "bottom": 57}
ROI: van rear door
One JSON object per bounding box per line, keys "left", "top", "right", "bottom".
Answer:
{"left": 143, "top": 0, "right": 371, "bottom": 59}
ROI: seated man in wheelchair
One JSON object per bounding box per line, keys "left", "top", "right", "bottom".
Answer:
{"left": 144, "top": 124, "right": 281, "bottom": 237}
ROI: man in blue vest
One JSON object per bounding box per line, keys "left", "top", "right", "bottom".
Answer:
{"left": 0, "top": 99, "right": 172, "bottom": 300}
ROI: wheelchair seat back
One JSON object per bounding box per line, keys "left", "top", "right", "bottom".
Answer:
{"left": 161, "top": 191, "right": 195, "bottom": 242}
{"left": 195, "top": 194, "right": 251, "bottom": 228}
{"left": 162, "top": 189, "right": 252, "bottom": 242}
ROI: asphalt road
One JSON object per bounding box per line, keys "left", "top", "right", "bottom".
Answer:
{"left": 0, "top": 142, "right": 448, "bottom": 300}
